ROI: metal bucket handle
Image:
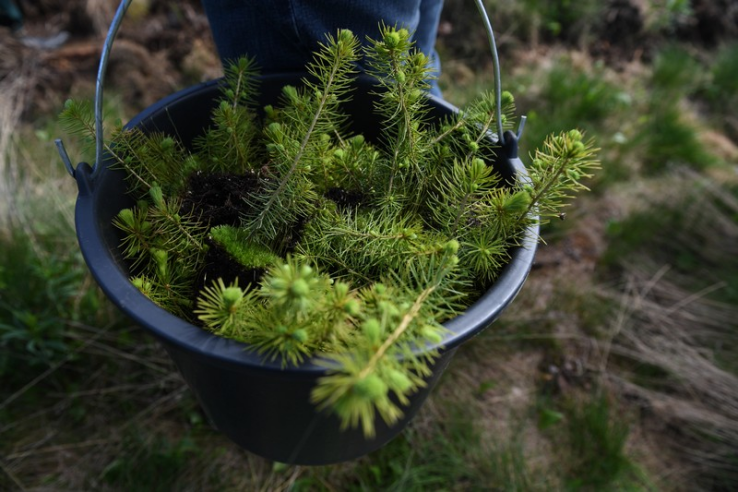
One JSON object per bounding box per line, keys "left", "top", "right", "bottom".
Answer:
{"left": 56, "top": 0, "right": 523, "bottom": 177}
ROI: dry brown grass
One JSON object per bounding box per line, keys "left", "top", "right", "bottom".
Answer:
{"left": 0, "top": 64, "right": 29, "bottom": 231}
{"left": 0, "top": 66, "right": 80, "bottom": 269}
{"left": 607, "top": 265, "right": 738, "bottom": 488}
{"left": 597, "top": 169, "right": 738, "bottom": 489}
{"left": 85, "top": 0, "right": 116, "bottom": 35}
{"left": 0, "top": 325, "right": 222, "bottom": 490}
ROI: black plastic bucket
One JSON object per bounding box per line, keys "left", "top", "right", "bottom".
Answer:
{"left": 72, "top": 73, "right": 538, "bottom": 465}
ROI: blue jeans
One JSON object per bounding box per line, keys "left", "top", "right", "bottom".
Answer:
{"left": 200, "top": 0, "right": 444, "bottom": 97}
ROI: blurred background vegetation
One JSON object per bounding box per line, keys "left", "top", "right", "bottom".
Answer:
{"left": 1, "top": 0, "right": 737, "bottom": 490}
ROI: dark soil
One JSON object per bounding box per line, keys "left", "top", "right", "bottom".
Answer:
{"left": 324, "top": 187, "right": 366, "bottom": 209}
{"left": 181, "top": 170, "right": 260, "bottom": 227}
{"left": 182, "top": 172, "right": 374, "bottom": 303}
{"left": 193, "top": 236, "right": 267, "bottom": 312}
{"left": 182, "top": 169, "right": 309, "bottom": 301}
{"left": 181, "top": 171, "right": 269, "bottom": 312}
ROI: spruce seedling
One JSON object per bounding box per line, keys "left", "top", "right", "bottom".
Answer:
{"left": 61, "top": 27, "right": 599, "bottom": 437}
{"left": 243, "top": 29, "right": 361, "bottom": 246}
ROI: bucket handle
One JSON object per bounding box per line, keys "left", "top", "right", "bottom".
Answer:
{"left": 56, "top": 0, "right": 133, "bottom": 179}
{"left": 56, "top": 0, "right": 522, "bottom": 178}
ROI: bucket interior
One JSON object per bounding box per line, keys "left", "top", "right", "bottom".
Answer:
{"left": 75, "top": 73, "right": 536, "bottom": 371}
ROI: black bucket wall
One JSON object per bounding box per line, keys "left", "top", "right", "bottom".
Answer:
{"left": 72, "top": 73, "right": 538, "bottom": 465}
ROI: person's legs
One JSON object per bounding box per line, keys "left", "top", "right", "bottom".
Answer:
{"left": 200, "top": 0, "right": 444, "bottom": 96}
{"left": 200, "top": 1, "right": 306, "bottom": 70}
{"left": 415, "top": 0, "right": 444, "bottom": 96}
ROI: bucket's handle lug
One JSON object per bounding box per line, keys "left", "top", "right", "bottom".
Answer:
{"left": 55, "top": 138, "right": 76, "bottom": 178}
{"left": 516, "top": 115, "right": 527, "bottom": 141}
{"left": 501, "top": 116, "right": 527, "bottom": 160}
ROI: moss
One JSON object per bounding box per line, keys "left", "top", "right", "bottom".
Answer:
{"left": 209, "top": 225, "right": 281, "bottom": 270}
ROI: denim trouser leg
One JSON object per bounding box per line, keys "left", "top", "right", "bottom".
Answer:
{"left": 200, "top": 0, "right": 444, "bottom": 96}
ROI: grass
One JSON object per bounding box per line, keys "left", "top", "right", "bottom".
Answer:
{"left": 703, "top": 42, "right": 738, "bottom": 139}
{"left": 561, "top": 394, "right": 642, "bottom": 491}
{"left": 525, "top": 62, "right": 625, "bottom": 139}
{"left": 519, "top": 0, "right": 604, "bottom": 45}
{"left": 602, "top": 170, "right": 738, "bottom": 306}
{"left": 642, "top": 0, "right": 693, "bottom": 35}
{"left": 636, "top": 46, "right": 718, "bottom": 173}
{"left": 0, "top": 229, "right": 93, "bottom": 373}
{"left": 596, "top": 169, "right": 738, "bottom": 489}
{"left": 100, "top": 430, "right": 203, "bottom": 491}
{"left": 311, "top": 385, "right": 553, "bottom": 491}
{"left": 649, "top": 45, "right": 702, "bottom": 95}
{"left": 0, "top": 112, "right": 120, "bottom": 383}
{"left": 708, "top": 43, "right": 738, "bottom": 106}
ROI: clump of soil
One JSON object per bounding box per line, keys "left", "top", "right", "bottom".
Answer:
{"left": 182, "top": 170, "right": 264, "bottom": 314}
{"left": 324, "top": 187, "right": 365, "bottom": 209}
{"left": 182, "top": 171, "right": 374, "bottom": 306}
{"left": 181, "top": 170, "right": 260, "bottom": 227}
{"left": 192, "top": 236, "right": 267, "bottom": 312}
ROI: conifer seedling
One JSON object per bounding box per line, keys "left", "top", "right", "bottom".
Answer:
{"left": 61, "top": 26, "right": 599, "bottom": 436}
